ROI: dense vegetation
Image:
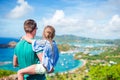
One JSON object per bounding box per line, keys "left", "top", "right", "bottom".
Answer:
{"left": 88, "top": 64, "right": 120, "bottom": 80}
{"left": 0, "top": 70, "right": 16, "bottom": 78}
{"left": 58, "top": 44, "right": 77, "bottom": 51}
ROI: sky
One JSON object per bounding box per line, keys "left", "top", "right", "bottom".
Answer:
{"left": 0, "top": 0, "right": 120, "bottom": 39}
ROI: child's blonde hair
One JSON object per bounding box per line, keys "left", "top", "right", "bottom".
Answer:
{"left": 43, "top": 25, "right": 55, "bottom": 40}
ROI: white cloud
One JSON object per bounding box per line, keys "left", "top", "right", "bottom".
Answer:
{"left": 98, "top": 14, "right": 120, "bottom": 39}
{"left": 107, "top": 15, "right": 120, "bottom": 33}
{"left": 43, "top": 10, "right": 65, "bottom": 25}
{"left": 109, "top": 15, "right": 120, "bottom": 26}
{"left": 52, "top": 10, "right": 64, "bottom": 22}
{"left": 42, "top": 9, "right": 120, "bottom": 39}
{"left": 42, "top": 10, "right": 96, "bottom": 36}
{"left": 7, "top": 0, "right": 33, "bottom": 19}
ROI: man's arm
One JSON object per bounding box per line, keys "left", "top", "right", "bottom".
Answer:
{"left": 13, "top": 55, "right": 18, "bottom": 67}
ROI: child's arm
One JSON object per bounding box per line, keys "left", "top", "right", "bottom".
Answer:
{"left": 22, "top": 36, "right": 33, "bottom": 43}
{"left": 37, "top": 53, "right": 43, "bottom": 62}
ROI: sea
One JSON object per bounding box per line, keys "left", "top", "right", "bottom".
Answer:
{"left": 0, "top": 37, "right": 82, "bottom": 73}
{"left": 0, "top": 37, "right": 113, "bottom": 73}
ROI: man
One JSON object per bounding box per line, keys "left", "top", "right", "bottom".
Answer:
{"left": 13, "top": 19, "right": 46, "bottom": 80}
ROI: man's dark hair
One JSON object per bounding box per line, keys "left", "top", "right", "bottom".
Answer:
{"left": 24, "top": 19, "right": 37, "bottom": 33}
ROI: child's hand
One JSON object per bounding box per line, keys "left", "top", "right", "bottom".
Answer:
{"left": 22, "top": 36, "right": 28, "bottom": 40}
{"left": 20, "top": 36, "right": 26, "bottom": 40}
{"left": 21, "top": 36, "right": 25, "bottom": 40}
{"left": 22, "top": 36, "right": 32, "bottom": 43}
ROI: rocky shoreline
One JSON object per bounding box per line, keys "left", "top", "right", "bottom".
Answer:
{"left": 0, "top": 74, "right": 17, "bottom": 80}
{"left": 0, "top": 41, "right": 17, "bottom": 48}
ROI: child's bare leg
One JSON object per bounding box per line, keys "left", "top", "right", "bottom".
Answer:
{"left": 17, "top": 64, "right": 36, "bottom": 80}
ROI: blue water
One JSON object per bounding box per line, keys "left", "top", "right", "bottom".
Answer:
{"left": 0, "top": 37, "right": 82, "bottom": 72}
{"left": 0, "top": 37, "right": 19, "bottom": 44}
{"left": 0, "top": 37, "right": 111, "bottom": 72}
{"left": 55, "top": 54, "right": 82, "bottom": 73}
{"left": 0, "top": 48, "right": 81, "bottom": 72}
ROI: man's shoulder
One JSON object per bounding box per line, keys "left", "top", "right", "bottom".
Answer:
{"left": 16, "top": 40, "right": 32, "bottom": 47}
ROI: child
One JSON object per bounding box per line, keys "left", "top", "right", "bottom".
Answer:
{"left": 17, "top": 25, "right": 59, "bottom": 80}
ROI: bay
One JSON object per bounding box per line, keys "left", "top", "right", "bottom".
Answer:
{"left": 0, "top": 37, "right": 82, "bottom": 72}
{"left": 0, "top": 37, "right": 112, "bottom": 72}
{"left": 0, "top": 48, "right": 82, "bottom": 72}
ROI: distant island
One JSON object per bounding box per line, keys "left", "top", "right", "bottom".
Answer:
{"left": 0, "top": 41, "right": 17, "bottom": 48}
{"left": 0, "top": 37, "right": 19, "bottom": 48}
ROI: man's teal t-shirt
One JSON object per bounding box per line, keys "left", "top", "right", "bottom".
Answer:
{"left": 14, "top": 40, "right": 45, "bottom": 80}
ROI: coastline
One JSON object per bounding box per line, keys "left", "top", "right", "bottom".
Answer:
{"left": 56, "top": 59, "right": 86, "bottom": 74}
{"left": 67, "top": 59, "right": 86, "bottom": 73}
{"left": 80, "top": 59, "right": 86, "bottom": 67}
{"left": 47, "top": 59, "right": 86, "bottom": 76}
